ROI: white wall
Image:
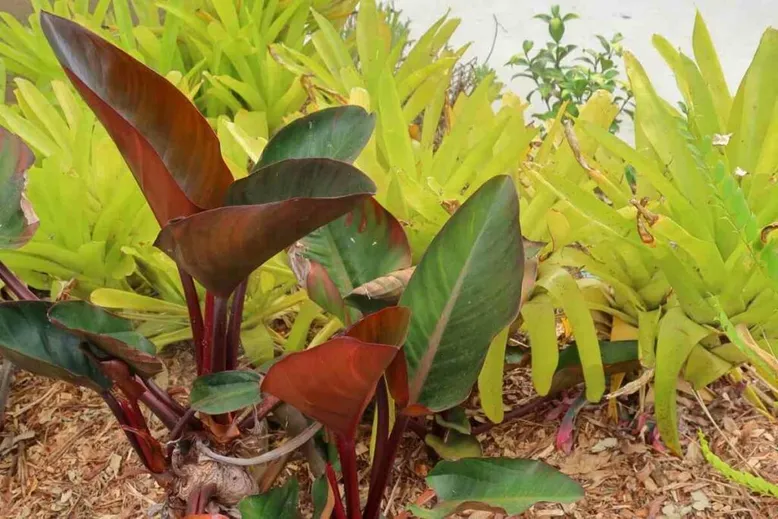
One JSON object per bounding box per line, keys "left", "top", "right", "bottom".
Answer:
{"left": 392, "top": 0, "right": 778, "bottom": 127}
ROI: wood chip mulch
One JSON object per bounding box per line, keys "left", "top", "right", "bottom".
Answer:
{"left": 2, "top": 353, "right": 777, "bottom": 518}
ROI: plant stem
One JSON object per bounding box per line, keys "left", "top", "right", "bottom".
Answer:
{"left": 0, "top": 261, "right": 36, "bottom": 301}
{"left": 168, "top": 408, "right": 197, "bottom": 442}
{"left": 210, "top": 296, "right": 229, "bottom": 373}
{"left": 200, "top": 292, "right": 215, "bottom": 375}
{"left": 369, "top": 379, "right": 390, "bottom": 490}
{"left": 363, "top": 414, "right": 410, "bottom": 519}
{"left": 470, "top": 396, "right": 551, "bottom": 435}
{"left": 186, "top": 483, "right": 217, "bottom": 515}
{"left": 178, "top": 267, "right": 203, "bottom": 350}
{"left": 101, "top": 390, "right": 149, "bottom": 468}
{"left": 142, "top": 377, "right": 187, "bottom": 417}
{"left": 138, "top": 388, "right": 180, "bottom": 430}
{"left": 326, "top": 463, "right": 348, "bottom": 519}
{"left": 335, "top": 434, "right": 361, "bottom": 519}
{"left": 226, "top": 280, "right": 247, "bottom": 371}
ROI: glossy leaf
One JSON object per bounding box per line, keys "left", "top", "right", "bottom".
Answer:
{"left": 399, "top": 176, "right": 523, "bottom": 412}
{"left": 48, "top": 300, "right": 162, "bottom": 377}
{"left": 41, "top": 13, "right": 233, "bottom": 225}
{"left": 655, "top": 308, "right": 711, "bottom": 455}
{"left": 425, "top": 431, "right": 482, "bottom": 460}
{"left": 156, "top": 159, "right": 376, "bottom": 297}
{"left": 0, "top": 301, "right": 110, "bottom": 391}
{"left": 411, "top": 458, "right": 584, "bottom": 518}
{"left": 0, "top": 127, "right": 38, "bottom": 249}
{"left": 345, "top": 306, "right": 412, "bottom": 407}
{"left": 190, "top": 370, "right": 262, "bottom": 414}
{"left": 239, "top": 478, "right": 299, "bottom": 519}
{"left": 261, "top": 337, "right": 399, "bottom": 437}
{"left": 300, "top": 197, "right": 411, "bottom": 310}
{"left": 258, "top": 106, "right": 375, "bottom": 168}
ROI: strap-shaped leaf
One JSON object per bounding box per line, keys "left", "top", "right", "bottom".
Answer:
{"left": 399, "top": 176, "right": 524, "bottom": 412}
{"left": 156, "top": 159, "right": 376, "bottom": 297}
{"left": 48, "top": 300, "right": 162, "bottom": 377}
{"left": 41, "top": 13, "right": 233, "bottom": 225}
{"left": 257, "top": 106, "right": 375, "bottom": 168}
{"left": 411, "top": 458, "right": 584, "bottom": 518}
{"left": 0, "top": 127, "right": 38, "bottom": 249}
{"left": 655, "top": 308, "right": 710, "bottom": 455}
{"left": 0, "top": 301, "right": 110, "bottom": 391}
{"left": 190, "top": 370, "right": 262, "bottom": 414}
{"left": 261, "top": 337, "right": 399, "bottom": 438}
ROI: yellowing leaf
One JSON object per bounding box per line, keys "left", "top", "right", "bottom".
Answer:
{"left": 654, "top": 307, "right": 711, "bottom": 455}
{"left": 477, "top": 327, "right": 510, "bottom": 423}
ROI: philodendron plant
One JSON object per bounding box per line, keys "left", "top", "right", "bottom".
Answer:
{"left": 0, "top": 12, "right": 584, "bottom": 517}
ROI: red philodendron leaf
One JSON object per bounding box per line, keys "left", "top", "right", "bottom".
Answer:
{"left": 156, "top": 158, "right": 375, "bottom": 297}
{"left": 261, "top": 337, "right": 399, "bottom": 438}
{"left": 343, "top": 307, "right": 412, "bottom": 407}
{"left": 156, "top": 198, "right": 369, "bottom": 297}
{"left": 40, "top": 13, "right": 233, "bottom": 225}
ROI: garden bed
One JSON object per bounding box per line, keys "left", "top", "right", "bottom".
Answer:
{"left": 3, "top": 348, "right": 776, "bottom": 518}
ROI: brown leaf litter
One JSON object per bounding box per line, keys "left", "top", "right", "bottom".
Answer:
{"left": 1, "top": 351, "right": 777, "bottom": 518}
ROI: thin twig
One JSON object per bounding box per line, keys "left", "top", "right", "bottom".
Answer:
{"left": 197, "top": 422, "right": 321, "bottom": 466}
{"left": 471, "top": 396, "right": 551, "bottom": 435}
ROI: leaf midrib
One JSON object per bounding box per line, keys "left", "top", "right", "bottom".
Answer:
{"left": 408, "top": 196, "right": 504, "bottom": 404}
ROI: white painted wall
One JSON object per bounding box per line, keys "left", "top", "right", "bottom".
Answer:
{"left": 392, "top": 0, "right": 778, "bottom": 129}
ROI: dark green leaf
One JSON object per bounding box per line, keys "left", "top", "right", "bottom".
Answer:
{"left": 156, "top": 159, "right": 376, "bottom": 297}
{"left": 190, "top": 370, "right": 262, "bottom": 414}
{"left": 548, "top": 340, "right": 639, "bottom": 395}
{"left": 257, "top": 106, "right": 375, "bottom": 168}
{"left": 0, "top": 301, "right": 110, "bottom": 391}
{"left": 48, "top": 300, "right": 162, "bottom": 377}
{"left": 410, "top": 458, "right": 584, "bottom": 518}
{"left": 311, "top": 475, "right": 333, "bottom": 519}
{"left": 239, "top": 478, "right": 299, "bottom": 519}
{"left": 399, "top": 176, "right": 524, "bottom": 412}
{"left": 298, "top": 197, "right": 411, "bottom": 313}
{"left": 0, "top": 127, "right": 37, "bottom": 249}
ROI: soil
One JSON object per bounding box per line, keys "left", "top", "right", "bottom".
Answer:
{"left": 2, "top": 347, "right": 777, "bottom": 519}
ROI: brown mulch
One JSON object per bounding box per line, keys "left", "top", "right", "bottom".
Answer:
{"left": 2, "top": 353, "right": 777, "bottom": 518}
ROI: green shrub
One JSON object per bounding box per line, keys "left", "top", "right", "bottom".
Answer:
{"left": 507, "top": 4, "right": 633, "bottom": 131}
{"left": 526, "top": 12, "right": 778, "bottom": 453}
